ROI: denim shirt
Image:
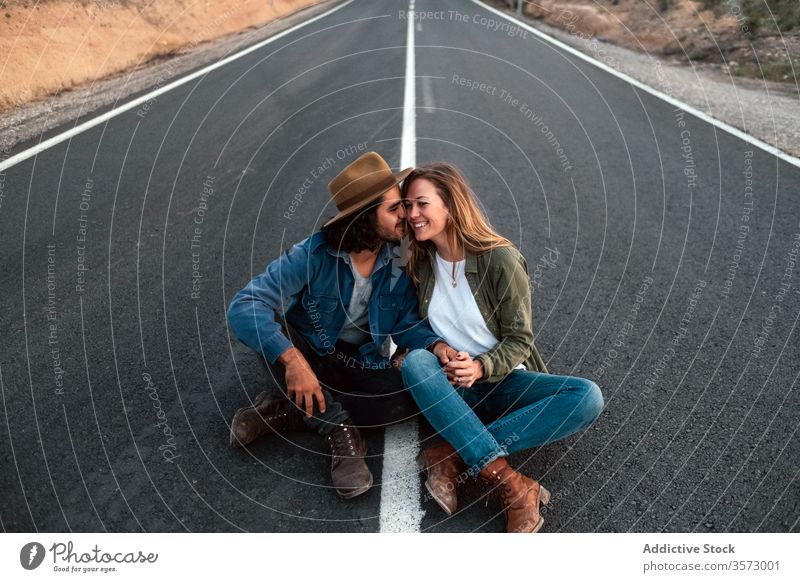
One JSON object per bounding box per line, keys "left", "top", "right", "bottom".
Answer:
{"left": 227, "top": 231, "right": 443, "bottom": 366}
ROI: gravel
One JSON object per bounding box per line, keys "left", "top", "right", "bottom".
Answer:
{"left": 500, "top": 4, "right": 800, "bottom": 159}
{"left": 0, "top": 0, "right": 337, "bottom": 153}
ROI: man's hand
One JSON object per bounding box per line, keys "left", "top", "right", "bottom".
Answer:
{"left": 445, "top": 351, "right": 484, "bottom": 389}
{"left": 391, "top": 347, "right": 409, "bottom": 371}
{"left": 279, "top": 347, "right": 326, "bottom": 417}
{"left": 431, "top": 341, "right": 457, "bottom": 366}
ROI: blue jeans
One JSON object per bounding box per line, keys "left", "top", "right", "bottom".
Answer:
{"left": 401, "top": 349, "right": 604, "bottom": 473}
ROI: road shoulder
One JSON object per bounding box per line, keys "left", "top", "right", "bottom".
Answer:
{"left": 484, "top": 0, "right": 800, "bottom": 159}
{"left": 0, "top": 0, "right": 343, "bottom": 153}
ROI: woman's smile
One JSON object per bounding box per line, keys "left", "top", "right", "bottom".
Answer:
{"left": 404, "top": 177, "right": 449, "bottom": 244}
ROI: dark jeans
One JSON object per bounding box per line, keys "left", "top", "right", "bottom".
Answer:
{"left": 259, "top": 321, "right": 421, "bottom": 436}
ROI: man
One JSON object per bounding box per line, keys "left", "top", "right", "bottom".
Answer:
{"left": 227, "top": 151, "right": 454, "bottom": 499}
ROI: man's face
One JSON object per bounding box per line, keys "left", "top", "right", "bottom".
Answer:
{"left": 375, "top": 185, "right": 407, "bottom": 243}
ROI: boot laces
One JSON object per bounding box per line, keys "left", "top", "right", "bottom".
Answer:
{"left": 263, "top": 401, "right": 306, "bottom": 430}
{"left": 264, "top": 409, "right": 287, "bottom": 424}
{"left": 255, "top": 397, "right": 284, "bottom": 420}
{"left": 328, "top": 425, "right": 356, "bottom": 456}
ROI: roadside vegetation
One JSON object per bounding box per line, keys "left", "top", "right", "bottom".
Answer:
{"left": 512, "top": 0, "right": 799, "bottom": 84}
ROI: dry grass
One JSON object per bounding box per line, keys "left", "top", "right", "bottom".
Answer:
{"left": 0, "top": 0, "right": 321, "bottom": 113}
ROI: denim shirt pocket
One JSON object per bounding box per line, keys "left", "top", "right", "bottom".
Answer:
{"left": 376, "top": 293, "right": 402, "bottom": 335}
{"left": 378, "top": 294, "right": 400, "bottom": 310}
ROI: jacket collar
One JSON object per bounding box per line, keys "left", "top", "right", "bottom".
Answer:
{"left": 313, "top": 231, "right": 394, "bottom": 269}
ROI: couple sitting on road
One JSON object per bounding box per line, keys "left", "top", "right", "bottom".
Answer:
{"left": 226, "top": 151, "right": 603, "bottom": 533}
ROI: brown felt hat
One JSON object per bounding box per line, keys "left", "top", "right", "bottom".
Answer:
{"left": 324, "top": 151, "right": 413, "bottom": 228}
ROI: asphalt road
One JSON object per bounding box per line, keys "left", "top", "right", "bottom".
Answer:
{"left": 0, "top": 0, "right": 798, "bottom": 533}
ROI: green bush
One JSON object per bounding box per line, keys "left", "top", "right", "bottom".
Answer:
{"left": 742, "top": 0, "right": 800, "bottom": 33}
{"left": 697, "top": 0, "right": 798, "bottom": 33}
{"left": 732, "top": 59, "right": 798, "bottom": 81}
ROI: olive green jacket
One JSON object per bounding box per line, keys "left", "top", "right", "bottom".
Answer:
{"left": 414, "top": 245, "right": 548, "bottom": 382}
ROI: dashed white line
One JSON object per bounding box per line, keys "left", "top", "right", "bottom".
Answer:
{"left": 421, "top": 75, "right": 435, "bottom": 113}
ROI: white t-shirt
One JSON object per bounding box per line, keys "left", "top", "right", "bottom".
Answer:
{"left": 428, "top": 253, "right": 526, "bottom": 370}
{"left": 428, "top": 253, "right": 500, "bottom": 356}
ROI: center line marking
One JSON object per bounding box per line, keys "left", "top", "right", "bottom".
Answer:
{"left": 379, "top": 0, "right": 424, "bottom": 534}
{"left": 421, "top": 76, "right": 435, "bottom": 113}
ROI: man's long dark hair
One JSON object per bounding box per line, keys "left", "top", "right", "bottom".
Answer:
{"left": 321, "top": 197, "right": 382, "bottom": 253}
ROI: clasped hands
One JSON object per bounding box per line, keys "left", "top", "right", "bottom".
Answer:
{"left": 432, "top": 342, "right": 484, "bottom": 388}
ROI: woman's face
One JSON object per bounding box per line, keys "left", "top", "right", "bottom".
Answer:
{"left": 403, "top": 178, "right": 450, "bottom": 245}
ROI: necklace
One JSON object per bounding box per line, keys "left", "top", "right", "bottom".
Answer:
{"left": 438, "top": 247, "right": 463, "bottom": 288}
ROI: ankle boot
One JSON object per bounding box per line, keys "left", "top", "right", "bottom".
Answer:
{"left": 230, "top": 391, "right": 307, "bottom": 448}
{"left": 327, "top": 421, "right": 372, "bottom": 499}
{"left": 417, "top": 442, "right": 467, "bottom": 515}
{"left": 479, "top": 457, "right": 551, "bottom": 533}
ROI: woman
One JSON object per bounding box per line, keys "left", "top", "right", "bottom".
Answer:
{"left": 399, "top": 163, "right": 604, "bottom": 533}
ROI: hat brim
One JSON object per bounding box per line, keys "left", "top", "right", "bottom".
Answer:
{"left": 322, "top": 167, "right": 413, "bottom": 228}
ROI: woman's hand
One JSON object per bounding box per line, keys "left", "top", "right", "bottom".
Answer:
{"left": 445, "top": 352, "right": 484, "bottom": 388}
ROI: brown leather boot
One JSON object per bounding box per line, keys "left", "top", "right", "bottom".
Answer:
{"left": 417, "top": 442, "right": 467, "bottom": 515}
{"left": 327, "top": 421, "right": 372, "bottom": 499}
{"left": 229, "top": 391, "right": 307, "bottom": 448}
{"left": 479, "top": 458, "right": 551, "bottom": 533}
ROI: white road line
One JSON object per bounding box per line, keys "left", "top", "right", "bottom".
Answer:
{"left": 379, "top": 0, "right": 424, "bottom": 534}
{"left": 421, "top": 75, "right": 436, "bottom": 113}
{"left": 400, "top": 1, "right": 417, "bottom": 170}
{"left": 472, "top": 0, "right": 800, "bottom": 170}
{"left": 0, "top": 0, "right": 354, "bottom": 174}
{"left": 380, "top": 420, "right": 424, "bottom": 532}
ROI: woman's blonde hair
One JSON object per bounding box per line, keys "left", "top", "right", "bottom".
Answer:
{"left": 400, "top": 163, "right": 512, "bottom": 284}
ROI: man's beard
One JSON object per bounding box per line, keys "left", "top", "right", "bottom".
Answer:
{"left": 377, "top": 221, "right": 405, "bottom": 244}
